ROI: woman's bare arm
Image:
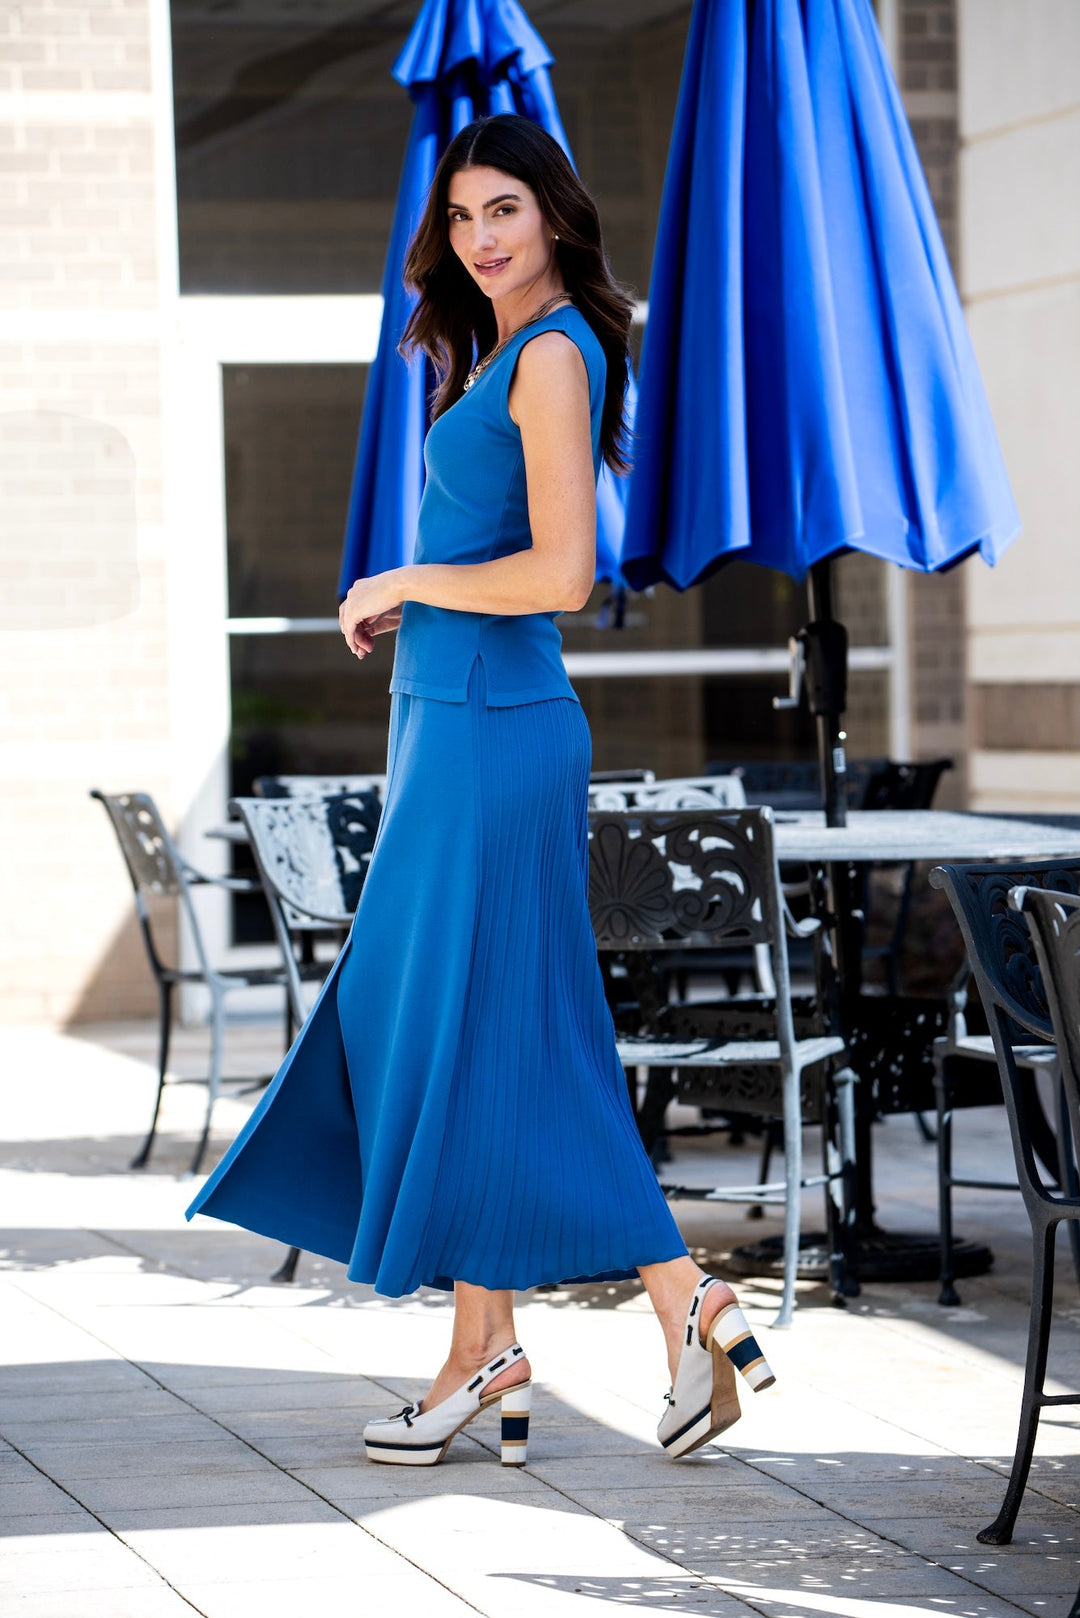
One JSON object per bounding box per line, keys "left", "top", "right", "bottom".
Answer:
{"left": 339, "top": 332, "right": 598, "bottom": 653}
{"left": 409, "top": 331, "right": 597, "bottom": 613}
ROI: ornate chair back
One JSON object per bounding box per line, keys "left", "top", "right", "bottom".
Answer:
{"left": 587, "top": 806, "right": 796, "bottom": 1066}
{"left": 230, "top": 792, "right": 380, "bottom": 1024}
{"left": 859, "top": 757, "right": 952, "bottom": 811}
{"left": 931, "top": 860, "right": 1080, "bottom": 1040}
{"left": 930, "top": 859, "right": 1080, "bottom": 1189}
{"left": 231, "top": 792, "right": 379, "bottom": 927}
{"left": 1012, "top": 886, "right": 1080, "bottom": 1183}
{"left": 588, "top": 768, "right": 655, "bottom": 786}
{"left": 90, "top": 789, "right": 210, "bottom": 979}
{"left": 254, "top": 773, "right": 387, "bottom": 799}
{"left": 707, "top": 756, "right": 889, "bottom": 809}
{"left": 587, "top": 775, "right": 747, "bottom": 813}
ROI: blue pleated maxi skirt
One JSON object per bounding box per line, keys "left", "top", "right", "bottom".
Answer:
{"left": 186, "top": 655, "right": 688, "bottom": 1295}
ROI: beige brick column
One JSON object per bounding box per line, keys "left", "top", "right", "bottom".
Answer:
{"left": 896, "top": 0, "right": 969, "bottom": 804}
{"left": 958, "top": 0, "right": 1080, "bottom": 813}
{"left": 0, "top": 0, "right": 182, "bottom": 1022}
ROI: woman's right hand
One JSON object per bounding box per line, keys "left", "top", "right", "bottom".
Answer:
{"left": 365, "top": 607, "right": 402, "bottom": 636}
{"left": 349, "top": 606, "right": 402, "bottom": 659}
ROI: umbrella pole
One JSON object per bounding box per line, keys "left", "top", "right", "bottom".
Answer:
{"left": 804, "top": 561, "right": 877, "bottom": 1241}
{"left": 804, "top": 561, "right": 849, "bottom": 830}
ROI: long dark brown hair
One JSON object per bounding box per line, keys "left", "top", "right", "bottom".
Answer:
{"left": 399, "top": 114, "right": 634, "bottom": 475}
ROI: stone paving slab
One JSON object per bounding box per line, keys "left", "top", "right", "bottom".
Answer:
{"left": 178, "top": 1575, "right": 478, "bottom": 1618}
{"left": 16, "top": 1439, "right": 274, "bottom": 1481}
{"left": 3, "top": 1020, "right": 1080, "bottom": 1618}
{"left": 0, "top": 1534, "right": 173, "bottom": 1595}
{"left": 3, "top": 1589, "right": 204, "bottom": 1618}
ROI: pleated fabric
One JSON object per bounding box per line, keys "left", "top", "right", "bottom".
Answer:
{"left": 187, "top": 653, "right": 688, "bottom": 1296}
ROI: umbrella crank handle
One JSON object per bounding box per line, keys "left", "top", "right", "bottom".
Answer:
{"left": 773, "top": 635, "right": 806, "bottom": 710}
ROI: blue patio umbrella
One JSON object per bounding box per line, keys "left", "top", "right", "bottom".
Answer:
{"left": 339, "top": 0, "right": 631, "bottom": 602}
{"left": 622, "top": 0, "right": 1020, "bottom": 821}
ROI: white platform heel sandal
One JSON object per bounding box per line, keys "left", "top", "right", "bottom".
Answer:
{"left": 363, "top": 1343, "right": 532, "bottom": 1467}
{"left": 657, "top": 1276, "right": 776, "bottom": 1459}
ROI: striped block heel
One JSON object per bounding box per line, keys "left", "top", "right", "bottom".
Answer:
{"left": 500, "top": 1381, "right": 532, "bottom": 1466}
{"left": 705, "top": 1302, "right": 776, "bottom": 1393}
{"left": 657, "top": 1276, "right": 776, "bottom": 1459}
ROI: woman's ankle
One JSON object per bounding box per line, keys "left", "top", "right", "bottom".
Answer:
{"left": 447, "top": 1333, "right": 518, "bottom": 1373}
{"left": 640, "top": 1260, "right": 739, "bottom": 1356}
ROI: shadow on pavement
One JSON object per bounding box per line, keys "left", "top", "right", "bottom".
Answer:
{"left": 4, "top": 1358, "right": 1079, "bottom": 1612}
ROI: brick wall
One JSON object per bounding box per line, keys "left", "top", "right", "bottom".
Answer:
{"left": 896, "top": 0, "right": 968, "bottom": 803}
{"left": 958, "top": 0, "right": 1080, "bottom": 815}
{"left": 2, "top": 120, "right": 157, "bottom": 310}
{"left": 0, "top": 0, "right": 176, "bottom": 1023}
{"left": 0, "top": 0, "right": 151, "bottom": 93}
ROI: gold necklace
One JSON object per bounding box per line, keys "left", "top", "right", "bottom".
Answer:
{"left": 462, "top": 294, "right": 573, "bottom": 391}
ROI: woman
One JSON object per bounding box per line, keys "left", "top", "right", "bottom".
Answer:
{"left": 187, "top": 114, "right": 774, "bottom": 1467}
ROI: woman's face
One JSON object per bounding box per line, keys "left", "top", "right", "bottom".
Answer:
{"left": 445, "top": 164, "right": 557, "bottom": 303}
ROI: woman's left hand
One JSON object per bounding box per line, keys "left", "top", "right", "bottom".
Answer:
{"left": 339, "top": 570, "right": 409, "bottom": 658}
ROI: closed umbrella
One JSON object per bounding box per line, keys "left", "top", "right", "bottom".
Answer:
{"left": 339, "top": 0, "right": 630, "bottom": 600}
{"left": 622, "top": 0, "right": 1020, "bottom": 825}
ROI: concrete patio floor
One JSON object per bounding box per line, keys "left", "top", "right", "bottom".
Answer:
{"left": 2, "top": 1017, "right": 1079, "bottom": 1618}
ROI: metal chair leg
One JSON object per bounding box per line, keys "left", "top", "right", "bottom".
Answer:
{"left": 271, "top": 1247, "right": 302, "bottom": 1283}
{"left": 637, "top": 1067, "right": 675, "bottom": 1165}
{"left": 285, "top": 983, "right": 295, "bottom": 1056}
{"left": 188, "top": 988, "right": 225, "bottom": 1177}
{"left": 833, "top": 1064, "right": 860, "bottom": 1299}
{"left": 772, "top": 1060, "right": 802, "bottom": 1330}
{"left": 913, "top": 1111, "right": 937, "bottom": 1143}
{"left": 1052, "top": 1071, "right": 1080, "bottom": 1288}
{"left": 935, "top": 1054, "right": 961, "bottom": 1306}
{"left": 885, "top": 865, "right": 917, "bottom": 998}
{"left": 749, "top": 1122, "right": 779, "bottom": 1220}
{"left": 822, "top": 1082, "right": 848, "bottom": 1306}
{"left": 132, "top": 980, "right": 173, "bottom": 1170}
{"left": 978, "top": 1220, "right": 1057, "bottom": 1545}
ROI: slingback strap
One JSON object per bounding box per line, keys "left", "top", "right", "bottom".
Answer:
{"left": 466, "top": 1342, "right": 527, "bottom": 1399}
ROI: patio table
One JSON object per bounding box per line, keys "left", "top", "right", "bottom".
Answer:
{"left": 770, "top": 807, "right": 1080, "bottom": 864}
{"left": 211, "top": 806, "right": 1080, "bottom": 858}
{"left": 733, "top": 807, "right": 1080, "bottom": 1287}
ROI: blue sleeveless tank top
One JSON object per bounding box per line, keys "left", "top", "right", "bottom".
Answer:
{"left": 389, "top": 304, "right": 607, "bottom": 706}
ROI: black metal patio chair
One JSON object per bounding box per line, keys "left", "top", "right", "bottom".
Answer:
{"left": 706, "top": 756, "right": 888, "bottom": 810}
{"left": 90, "top": 789, "right": 292, "bottom": 1176}
{"left": 709, "top": 755, "right": 952, "bottom": 994}
{"left": 980, "top": 884, "right": 1080, "bottom": 1551}
{"left": 228, "top": 790, "right": 381, "bottom": 1283}
{"left": 587, "top": 806, "right": 854, "bottom": 1328}
{"left": 254, "top": 773, "right": 387, "bottom": 799}
{"left": 254, "top": 767, "right": 659, "bottom": 800}
{"left": 588, "top": 768, "right": 656, "bottom": 785}
{"left": 859, "top": 758, "right": 954, "bottom": 998}
{"left": 588, "top": 775, "right": 758, "bottom": 1004}
{"left": 229, "top": 790, "right": 380, "bottom": 1030}
{"left": 928, "top": 858, "right": 1080, "bottom": 1309}
{"left": 587, "top": 775, "right": 747, "bottom": 812}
